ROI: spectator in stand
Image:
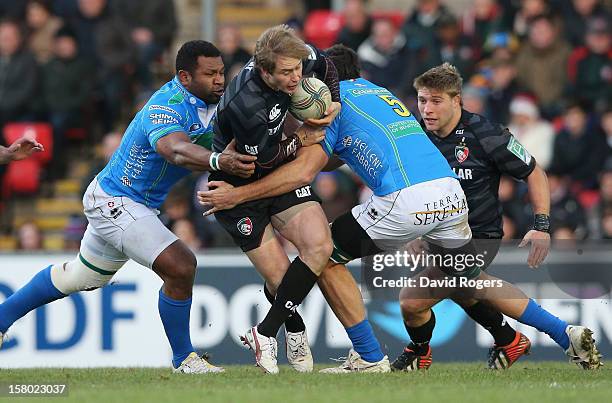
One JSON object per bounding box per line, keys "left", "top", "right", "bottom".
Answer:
{"left": 0, "top": 19, "right": 39, "bottom": 128}
{"left": 160, "top": 186, "right": 192, "bottom": 229}
{"left": 507, "top": 95, "right": 555, "bottom": 169}
{"left": 548, "top": 173, "right": 588, "bottom": 239}
{"left": 589, "top": 159, "right": 612, "bottom": 238}
{"left": 424, "top": 14, "right": 475, "bottom": 78}
{"left": 16, "top": 221, "right": 44, "bottom": 250}
{"left": 509, "top": 0, "right": 550, "bottom": 40}
{"left": 26, "top": 0, "right": 63, "bottom": 64}
{"left": 484, "top": 56, "right": 521, "bottom": 125}
{"left": 460, "top": 0, "right": 505, "bottom": 54}
{"left": 25, "top": 2, "right": 54, "bottom": 55}
{"left": 111, "top": 0, "right": 176, "bottom": 91}
{"left": 336, "top": 0, "right": 372, "bottom": 51}
{"left": 481, "top": 31, "right": 520, "bottom": 61}
{"left": 358, "top": 18, "right": 417, "bottom": 99}
{"left": 80, "top": 131, "right": 122, "bottom": 195}
{"left": 63, "top": 214, "right": 87, "bottom": 250}
{"left": 462, "top": 84, "right": 488, "bottom": 116}
{"left": 172, "top": 218, "right": 202, "bottom": 252}
{"left": 314, "top": 172, "right": 356, "bottom": 222}
{"left": 515, "top": 13, "right": 572, "bottom": 118}
{"left": 43, "top": 25, "right": 93, "bottom": 179}
{"left": 401, "top": 0, "right": 455, "bottom": 52}
{"left": 566, "top": 16, "right": 611, "bottom": 113}
{"left": 601, "top": 208, "right": 612, "bottom": 239}
{"left": 69, "top": 0, "right": 134, "bottom": 132}
{"left": 549, "top": 101, "right": 608, "bottom": 189}
{"left": 558, "top": 0, "right": 610, "bottom": 46}
{"left": 218, "top": 24, "right": 251, "bottom": 82}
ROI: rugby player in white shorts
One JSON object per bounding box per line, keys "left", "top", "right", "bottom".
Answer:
{"left": 0, "top": 41, "right": 256, "bottom": 373}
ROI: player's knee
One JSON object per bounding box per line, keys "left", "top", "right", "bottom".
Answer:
{"left": 50, "top": 256, "right": 119, "bottom": 295}
{"left": 300, "top": 236, "right": 333, "bottom": 273}
{"left": 317, "top": 261, "right": 341, "bottom": 286}
{"left": 154, "top": 244, "right": 197, "bottom": 285}
{"left": 399, "top": 297, "right": 428, "bottom": 316}
{"left": 164, "top": 261, "right": 196, "bottom": 285}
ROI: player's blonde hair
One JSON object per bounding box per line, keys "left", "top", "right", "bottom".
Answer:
{"left": 413, "top": 62, "right": 463, "bottom": 98}
{"left": 254, "top": 24, "right": 310, "bottom": 73}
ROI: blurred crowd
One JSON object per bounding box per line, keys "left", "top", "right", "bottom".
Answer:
{"left": 0, "top": 0, "right": 177, "bottom": 179}
{"left": 3, "top": 0, "right": 612, "bottom": 252}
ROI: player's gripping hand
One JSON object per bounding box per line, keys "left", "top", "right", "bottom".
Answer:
{"left": 296, "top": 124, "right": 326, "bottom": 147}
{"left": 305, "top": 101, "right": 341, "bottom": 127}
{"left": 197, "top": 181, "right": 238, "bottom": 216}
{"left": 219, "top": 139, "right": 257, "bottom": 178}
{"left": 7, "top": 136, "right": 44, "bottom": 161}
{"left": 518, "top": 230, "right": 551, "bottom": 269}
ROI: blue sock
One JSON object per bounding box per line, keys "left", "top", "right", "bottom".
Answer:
{"left": 519, "top": 299, "right": 569, "bottom": 350}
{"left": 158, "top": 289, "right": 195, "bottom": 368}
{"left": 345, "top": 319, "right": 384, "bottom": 363}
{"left": 0, "top": 265, "right": 65, "bottom": 333}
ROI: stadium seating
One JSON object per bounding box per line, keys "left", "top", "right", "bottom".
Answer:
{"left": 2, "top": 158, "right": 41, "bottom": 196}
{"left": 304, "top": 10, "right": 343, "bottom": 49}
{"left": 3, "top": 122, "right": 53, "bottom": 165}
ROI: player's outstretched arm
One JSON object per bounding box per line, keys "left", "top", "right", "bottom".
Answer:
{"left": 518, "top": 163, "right": 551, "bottom": 268}
{"left": 0, "top": 137, "right": 44, "bottom": 164}
{"left": 198, "top": 144, "right": 329, "bottom": 214}
{"left": 157, "top": 132, "right": 256, "bottom": 177}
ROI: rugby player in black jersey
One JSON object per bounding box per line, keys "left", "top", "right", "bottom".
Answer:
{"left": 209, "top": 25, "right": 340, "bottom": 374}
{"left": 391, "top": 63, "right": 601, "bottom": 371}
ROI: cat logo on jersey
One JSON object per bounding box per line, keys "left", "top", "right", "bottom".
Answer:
{"left": 237, "top": 217, "right": 253, "bottom": 236}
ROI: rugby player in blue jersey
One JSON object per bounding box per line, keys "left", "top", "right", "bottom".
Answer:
{"left": 0, "top": 41, "right": 256, "bottom": 373}
{"left": 199, "top": 45, "right": 602, "bottom": 372}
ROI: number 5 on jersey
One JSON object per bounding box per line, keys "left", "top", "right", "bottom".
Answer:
{"left": 378, "top": 95, "right": 411, "bottom": 117}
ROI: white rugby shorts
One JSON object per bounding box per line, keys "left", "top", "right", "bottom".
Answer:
{"left": 80, "top": 178, "right": 179, "bottom": 269}
{"left": 352, "top": 177, "right": 472, "bottom": 250}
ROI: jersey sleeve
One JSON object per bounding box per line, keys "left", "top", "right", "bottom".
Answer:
{"left": 144, "top": 103, "right": 186, "bottom": 150}
{"left": 479, "top": 127, "right": 536, "bottom": 180}
{"left": 321, "top": 114, "right": 340, "bottom": 157}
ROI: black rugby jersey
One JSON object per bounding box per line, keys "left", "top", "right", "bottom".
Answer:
{"left": 211, "top": 45, "right": 339, "bottom": 186}
{"left": 425, "top": 109, "right": 536, "bottom": 237}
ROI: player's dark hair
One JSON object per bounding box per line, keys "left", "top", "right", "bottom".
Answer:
{"left": 325, "top": 44, "right": 361, "bottom": 81}
{"left": 175, "top": 40, "right": 221, "bottom": 74}
{"left": 414, "top": 62, "right": 463, "bottom": 98}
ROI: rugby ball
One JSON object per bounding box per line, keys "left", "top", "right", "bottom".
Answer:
{"left": 289, "top": 77, "right": 332, "bottom": 121}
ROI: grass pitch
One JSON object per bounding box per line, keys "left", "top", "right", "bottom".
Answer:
{"left": 1, "top": 363, "right": 611, "bottom": 403}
